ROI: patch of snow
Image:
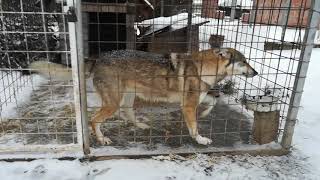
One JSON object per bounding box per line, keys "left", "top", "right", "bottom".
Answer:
{"left": 294, "top": 48, "right": 320, "bottom": 173}
{"left": 0, "top": 152, "right": 317, "bottom": 180}
{"left": 134, "top": 24, "right": 140, "bottom": 36}
{"left": 143, "top": 0, "right": 154, "bottom": 10}
{"left": 171, "top": 17, "right": 209, "bottom": 31}
{"left": 90, "top": 141, "right": 282, "bottom": 157}
{"left": 49, "top": 21, "right": 60, "bottom": 37}
{"left": 219, "top": 94, "right": 254, "bottom": 118}
{"left": 0, "top": 144, "right": 83, "bottom": 159}
{"left": 193, "top": 0, "right": 202, "bottom": 5}
{"left": 0, "top": 71, "right": 45, "bottom": 119}
{"left": 219, "top": 0, "right": 253, "bottom": 8}
{"left": 199, "top": 19, "right": 307, "bottom": 49}
{"left": 199, "top": 19, "right": 302, "bottom": 102}
{"left": 137, "top": 13, "right": 191, "bottom": 36}
{"left": 244, "top": 95, "right": 280, "bottom": 112}
{"left": 0, "top": 134, "right": 26, "bottom": 146}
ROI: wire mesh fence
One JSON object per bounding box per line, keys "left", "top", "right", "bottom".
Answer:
{"left": 0, "top": 0, "right": 319, "bottom": 158}
{"left": 0, "top": 0, "right": 83, "bottom": 157}
{"left": 82, "top": 0, "right": 319, "bottom": 156}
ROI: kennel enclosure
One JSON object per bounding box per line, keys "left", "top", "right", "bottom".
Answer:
{"left": 0, "top": 0, "right": 319, "bottom": 158}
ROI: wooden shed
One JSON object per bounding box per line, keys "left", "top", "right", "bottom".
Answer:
{"left": 201, "top": 0, "right": 219, "bottom": 18}
{"left": 81, "top": 0, "right": 194, "bottom": 57}
{"left": 81, "top": 0, "right": 155, "bottom": 57}
{"left": 253, "top": 0, "right": 311, "bottom": 27}
{"left": 136, "top": 15, "right": 209, "bottom": 54}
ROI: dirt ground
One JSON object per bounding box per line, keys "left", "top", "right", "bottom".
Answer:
{"left": 1, "top": 82, "right": 253, "bottom": 150}
{"left": 89, "top": 99, "right": 252, "bottom": 149}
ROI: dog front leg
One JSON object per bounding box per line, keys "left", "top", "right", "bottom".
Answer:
{"left": 182, "top": 106, "right": 212, "bottom": 145}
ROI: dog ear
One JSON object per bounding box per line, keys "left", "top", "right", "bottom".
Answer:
{"left": 214, "top": 48, "right": 231, "bottom": 59}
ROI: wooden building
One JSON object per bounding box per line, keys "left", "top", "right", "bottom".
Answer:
{"left": 253, "top": 0, "right": 311, "bottom": 27}
{"left": 81, "top": 0, "right": 152, "bottom": 57}
{"left": 81, "top": 0, "right": 196, "bottom": 57}
{"left": 136, "top": 15, "right": 209, "bottom": 54}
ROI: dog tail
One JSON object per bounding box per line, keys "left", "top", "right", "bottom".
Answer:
{"left": 29, "top": 61, "right": 73, "bottom": 81}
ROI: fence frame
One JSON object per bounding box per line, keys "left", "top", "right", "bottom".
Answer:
{"left": 79, "top": 0, "right": 320, "bottom": 157}
{"left": 281, "top": 0, "right": 320, "bottom": 149}
{"left": 0, "top": 0, "right": 319, "bottom": 159}
{"left": 0, "top": 0, "right": 84, "bottom": 159}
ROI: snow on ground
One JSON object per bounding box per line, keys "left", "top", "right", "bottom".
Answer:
{"left": 0, "top": 152, "right": 317, "bottom": 180}
{"left": 218, "top": 0, "right": 253, "bottom": 8}
{"left": 0, "top": 72, "right": 45, "bottom": 119}
{"left": 293, "top": 48, "right": 320, "bottom": 173}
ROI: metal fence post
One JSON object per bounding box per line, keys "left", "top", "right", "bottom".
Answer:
{"left": 249, "top": 0, "right": 257, "bottom": 25}
{"left": 230, "top": 0, "right": 237, "bottom": 21}
{"left": 280, "top": 0, "right": 291, "bottom": 40}
{"left": 187, "top": 0, "right": 193, "bottom": 53}
{"left": 160, "top": 0, "right": 164, "bottom": 16}
{"left": 67, "top": 0, "right": 90, "bottom": 155}
{"left": 281, "top": 0, "right": 320, "bottom": 149}
{"left": 75, "top": 0, "right": 91, "bottom": 155}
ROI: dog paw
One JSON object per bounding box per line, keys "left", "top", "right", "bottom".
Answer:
{"left": 97, "top": 137, "right": 113, "bottom": 145}
{"left": 195, "top": 135, "right": 212, "bottom": 145}
{"left": 136, "top": 122, "right": 150, "bottom": 129}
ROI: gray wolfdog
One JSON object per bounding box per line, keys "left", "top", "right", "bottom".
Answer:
{"left": 30, "top": 48, "right": 257, "bottom": 145}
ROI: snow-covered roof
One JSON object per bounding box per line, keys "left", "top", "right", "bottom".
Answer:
{"left": 143, "top": 0, "right": 154, "bottom": 10}
{"left": 137, "top": 13, "right": 190, "bottom": 36}
{"left": 171, "top": 18, "right": 209, "bottom": 31}
{"left": 136, "top": 13, "right": 209, "bottom": 37}
{"left": 218, "top": 0, "right": 253, "bottom": 8}
{"left": 139, "top": 13, "right": 190, "bottom": 27}
{"left": 193, "top": 0, "right": 202, "bottom": 5}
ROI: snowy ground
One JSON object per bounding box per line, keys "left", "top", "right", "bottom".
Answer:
{"left": 0, "top": 72, "right": 45, "bottom": 119}
{"left": 0, "top": 153, "right": 317, "bottom": 180}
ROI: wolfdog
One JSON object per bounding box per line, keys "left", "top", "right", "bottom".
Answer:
{"left": 30, "top": 48, "right": 257, "bottom": 145}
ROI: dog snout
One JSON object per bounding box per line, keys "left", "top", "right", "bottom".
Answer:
{"left": 245, "top": 68, "right": 258, "bottom": 78}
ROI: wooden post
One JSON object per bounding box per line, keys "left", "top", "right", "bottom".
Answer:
{"left": 82, "top": 12, "right": 89, "bottom": 58}
{"left": 252, "top": 111, "right": 280, "bottom": 144}
{"left": 187, "top": 0, "right": 193, "bottom": 53}
{"left": 244, "top": 95, "right": 280, "bottom": 145}
{"left": 281, "top": 0, "right": 320, "bottom": 149}
{"left": 230, "top": 0, "right": 237, "bottom": 21}
{"left": 209, "top": 34, "right": 224, "bottom": 48}
{"left": 201, "top": 0, "right": 218, "bottom": 18}
{"left": 160, "top": 0, "right": 164, "bottom": 16}
{"left": 249, "top": 0, "right": 257, "bottom": 25}
{"left": 126, "top": 3, "right": 136, "bottom": 50}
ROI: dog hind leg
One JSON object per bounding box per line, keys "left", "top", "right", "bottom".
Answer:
{"left": 91, "top": 89, "right": 123, "bottom": 145}
{"left": 121, "top": 93, "right": 150, "bottom": 129}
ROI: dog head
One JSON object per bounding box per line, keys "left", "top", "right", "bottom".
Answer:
{"left": 213, "top": 48, "right": 258, "bottom": 78}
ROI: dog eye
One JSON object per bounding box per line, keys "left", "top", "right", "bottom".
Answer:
{"left": 239, "top": 62, "right": 246, "bottom": 66}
